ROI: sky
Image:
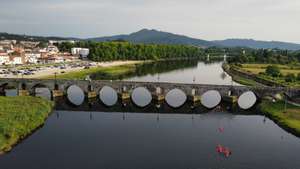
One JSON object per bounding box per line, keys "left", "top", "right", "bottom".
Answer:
{"left": 0, "top": 0, "right": 300, "bottom": 43}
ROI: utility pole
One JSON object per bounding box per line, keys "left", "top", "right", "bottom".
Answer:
{"left": 54, "top": 72, "right": 57, "bottom": 90}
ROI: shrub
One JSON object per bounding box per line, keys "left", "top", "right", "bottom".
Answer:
{"left": 265, "top": 65, "right": 281, "bottom": 77}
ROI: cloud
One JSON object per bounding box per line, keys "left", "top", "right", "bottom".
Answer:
{"left": 0, "top": 0, "right": 299, "bottom": 43}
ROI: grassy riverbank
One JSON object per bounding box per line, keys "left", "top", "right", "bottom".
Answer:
{"left": 42, "top": 64, "right": 139, "bottom": 80}
{"left": 0, "top": 96, "right": 54, "bottom": 153}
{"left": 222, "top": 63, "right": 264, "bottom": 86}
{"left": 231, "top": 74, "right": 263, "bottom": 86}
{"left": 259, "top": 100, "right": 300, "bottom": 136}
{"left": 223, "top": 63, "right": 300, "bottom": 87}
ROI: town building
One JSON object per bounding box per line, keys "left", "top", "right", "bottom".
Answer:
{"left": 71, "top": 47, "right": 89, "bottom": 58}
{"left": 0, "top": 52, "right": 10, "bottom": 65}
{"left": 25, "top": 52, "right": 41, "bottom": 64}
{"left": 47, "top": 45, "right": 59, "bottom": 54}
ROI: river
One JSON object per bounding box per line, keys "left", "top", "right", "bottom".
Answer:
{"left": 1, "top": 60, "right": 300, "bottom": 169}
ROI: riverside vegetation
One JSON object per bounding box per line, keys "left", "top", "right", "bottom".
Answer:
{"left": 259, "top": 100, "right": 300, "bottom": 137}
{"left": 0, "top": 96, "right": 54, "bottom": 153}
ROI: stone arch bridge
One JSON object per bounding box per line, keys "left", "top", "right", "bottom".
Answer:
{"left": 0, "top": 78, "right": 299, "bottom": 102}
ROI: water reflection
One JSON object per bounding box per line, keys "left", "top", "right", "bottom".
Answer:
{"left": 99, "top": 86, "right": 118, "bottom": 106}
{"left": 238, "top": 91, "right": 257, "bottom": 110}
{"left": 1, "top": 111, "right": 300, "bottom": 169}
{"left": 126, "top": 61, "right": 240, "bottom": 85}
{"left": 67, "top": 85, "right": 85, "bottom": 106}
{"left": 165, "top": 89, "right": 187, "bottom": 108}
{"left": 131, "top": 87, "right": 152, "bottom": 107}
{"left": 201, "top": 90, "right": 222, "bottom": 109}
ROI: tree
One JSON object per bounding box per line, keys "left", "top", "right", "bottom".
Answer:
{"left": 265, "top": 65, "right": 281, "bottom": 77}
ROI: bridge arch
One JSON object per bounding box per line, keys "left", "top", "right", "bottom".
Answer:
{"left": 131, "top": 87, "right": 152, "bottom": 108}
{"left": 165, "top": 88, "right": 187, "bottom": 108}
{"left": 99, "top": 86, "right": 118, "bottom": 107}
{"left": 238, "top": 91, "right": 258, "bottom": 110}
{"left": 0, "top": 82, "right": 18, "bottom": 96}
{"left": 201, "top": 90, "right": 222, "bottom": 109}
{"left": 66, "top": 84, "right": 85, "bottom": 106}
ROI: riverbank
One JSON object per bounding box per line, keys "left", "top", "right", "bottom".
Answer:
{"left": 222, "top": 63, "right": 300, "bottom": 87}
{"left": 222, "top": 64, "right": 265, "bottom": 86}
{"left": 1, "top": 60, "right": 144, "bottom": 79}
{"left": 42, "top": 61, "right": 146, "bottom": 80}
{"left": 0, "top": 96, "right": 54, "bottom": 154}
{"left": 259, "top": 100, "right": 300, "bottom": 137}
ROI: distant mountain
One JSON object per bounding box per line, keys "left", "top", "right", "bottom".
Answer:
{"left": 0, "top": 32, "right": 78, "bottom": 42}
{"left": 213, "top": 39, "right": 300, "bottom": 50}
{"left": 88, "top": 29, "right": 216, "bottom": 47}
{"left": 2, "top": 30, "right": 300, "bottom": 50}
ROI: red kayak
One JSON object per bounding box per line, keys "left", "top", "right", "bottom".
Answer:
{"left": 216, "top": 144, "right": 232, "bottom": 157}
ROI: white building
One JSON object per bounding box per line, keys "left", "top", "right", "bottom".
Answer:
{"left": 71, "top": 48, "right": 89, "bottom": 58}
{"left": 25, "top": 53, "right": 41, "bottom": 64}
{"left": 47, "top": 45, "right": 59, "bottom": 54}
{"left": 71, "top": 48, "right": 82, "bottom": 55}
{"left": 0, "top": 52, "right": 10, "bottom": 65}
{"left": 79, "top": 48, "right": 89, "bottom": 58}
{"left": 10, "top": 56, "right": 24, "bottom": 65}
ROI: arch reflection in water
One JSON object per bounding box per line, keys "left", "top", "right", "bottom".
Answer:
{"left": 131, "top": 87, "right": 152, "bottom": 107}
{"left": 35, "top": 88, "right": 51, "bottom": 100}
{"left": 67, "top": 85, "right": 85, "bottom": 106}
{"left": 99, "top": 86, "right": 118, "bottom": 106}
{"left": 165, "top": 88, "right": 187, "bottom": 108}
{"left": 238, "top": 91, "right": 257, "bottom": 110}
{"left": 201, "top": 90, "right": 221, "bottom": 109}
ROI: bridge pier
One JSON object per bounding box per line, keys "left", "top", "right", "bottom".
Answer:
{"left": 52, "top": 90, "right": 64, "bottom": 98}
{"left": 152, "top": 94, "right": 165, "bottom": 101}
{"left": 118, "top": 92, "right": 130, "bottom": 100}
{"left": 222, "top": 95, "right": 238, "bottom": 104}
{"left": 18, "top": 90, "right": 29, "bottom": 96}
{"left": 87, "top": 91, "right": 97, "bottom": 99}
{"left": 188, "top": 95, "right": 201, "bottom": 102}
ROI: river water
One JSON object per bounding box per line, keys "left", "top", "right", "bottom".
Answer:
{"left": 1, "top": 60, "right": 300, "bottom": 169}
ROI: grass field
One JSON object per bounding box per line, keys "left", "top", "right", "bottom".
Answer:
{"left": 233, "top": 64, "right": 300, "bottom": 87}
{"left": 0, "top": 96, "right": 54, "bottom": 153}
{"left": 241, "top": 64, "right": 300, "bottom": 76}
{"left": 42, "top": 64, "right": 138, "bottom": 80}
{"left": 259, "top": 100, "right": 300, "bottom": 136}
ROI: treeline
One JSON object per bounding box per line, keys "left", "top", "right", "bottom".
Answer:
{"left": 58, "top": 41, "right": 205, "bottom": 61}
{"left": 227, "top": 48, "right": 300, "bottom": 64}
{"left": 58, "top": 41, "right": 300, "bottom": 64}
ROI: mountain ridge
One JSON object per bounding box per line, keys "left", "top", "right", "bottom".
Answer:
{"left": 1, "top": 29, "right": 300, "bottom": 50}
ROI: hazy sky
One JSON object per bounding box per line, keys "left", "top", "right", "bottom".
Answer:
{"left": 0, "top": 0, "right": 299, "bottom": 43}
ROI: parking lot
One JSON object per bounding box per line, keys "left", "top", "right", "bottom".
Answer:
{"left": 0, "top": 61, "right": 96, "bottom": 79}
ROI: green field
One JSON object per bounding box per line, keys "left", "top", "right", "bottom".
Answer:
{"left": 259, "top": 100, "right": 300, "bottom": 136}
{"left": 241, "top": 64, "right": 300, "bottom": 76}
{"left": 42, "top": 64, "right": 138, "bottom": 80}
{"left": 230, "top": 64, "right": 300, "bottom": 87}
{"left": 0, "top": 96, "right": 54, "bottom": 153}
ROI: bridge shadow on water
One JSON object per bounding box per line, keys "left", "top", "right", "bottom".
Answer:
{"left": 53, "top": 96, "right": 259, "bottom": 115}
